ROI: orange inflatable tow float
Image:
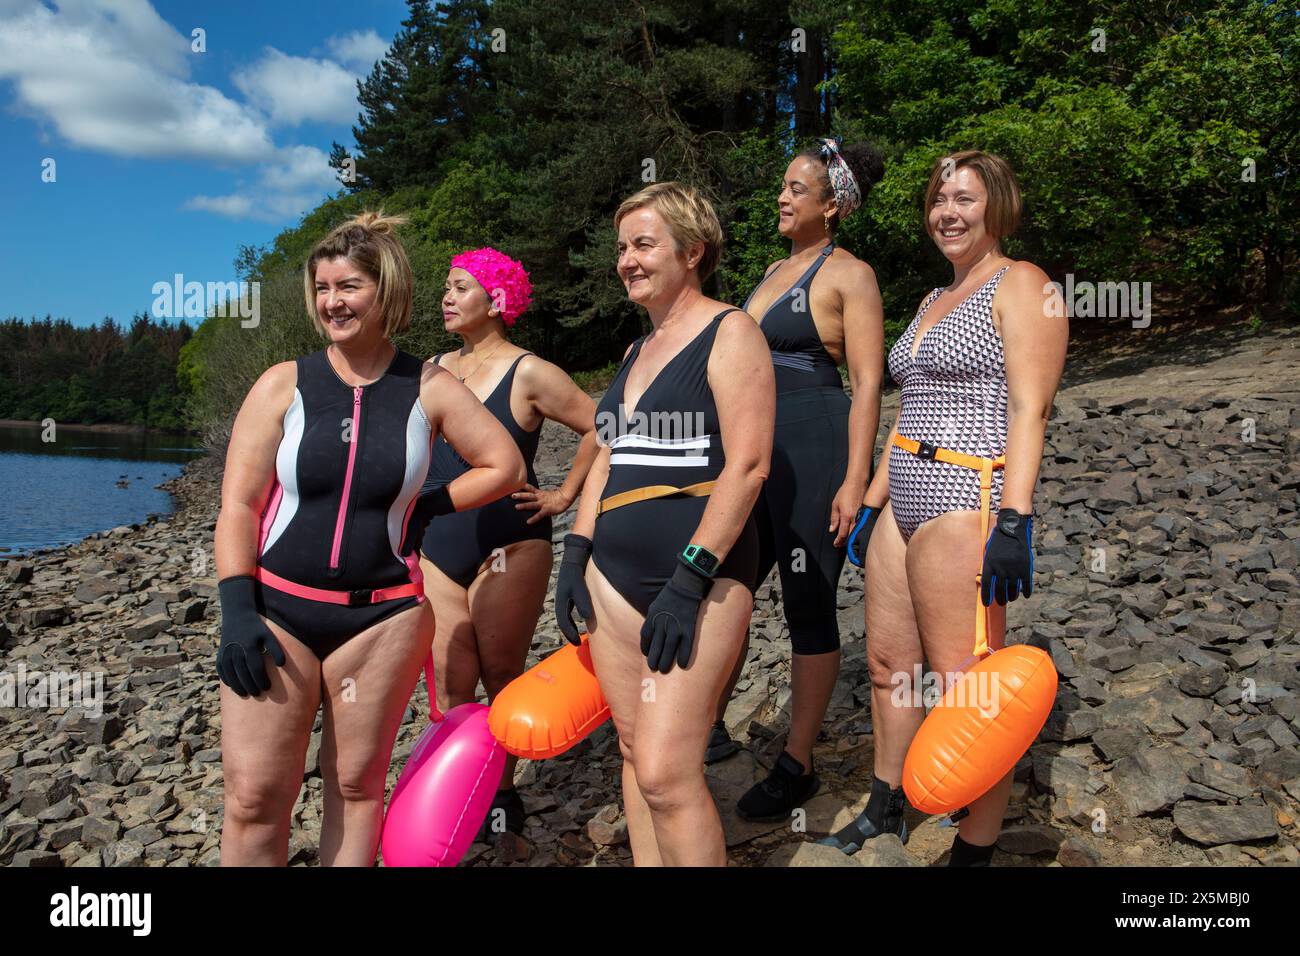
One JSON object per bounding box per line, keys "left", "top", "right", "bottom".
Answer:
{"left": 895, "top": 435, "right": 1058, "bottom": 815}
{"left": 488, "top": 634, "right": 610, "bottom": 759}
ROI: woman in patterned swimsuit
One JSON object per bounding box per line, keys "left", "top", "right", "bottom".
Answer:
{"left": 824, "top": 151, "right": 1068, "bottom": 864}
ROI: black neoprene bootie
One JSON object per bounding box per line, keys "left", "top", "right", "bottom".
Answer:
{"left": 704, "top": 720, "right": 742, "bottom": 764}
{"left": 819, "top": 774, "right": 909, "bottom": 854}
{"left": 947, "top": 832, "right": 995, "bottom": 867}
{"left": 735, "top": 751, "right": 819, "bottom": 821}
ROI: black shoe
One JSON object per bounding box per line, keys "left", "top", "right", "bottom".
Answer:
{"left": 704, "top": 720, "right": 742, "bottom": 764}
{"left": 947, "top": 833, "right": 995, "bottom": 867}
{"left": 736, "top": 751, "right": 819, "bottom": 821}
{"left": 819, "top": 781, "right": 909, "bottom": 854}
{"left": 476, "top": 788, "right": 526, "bottom": 843}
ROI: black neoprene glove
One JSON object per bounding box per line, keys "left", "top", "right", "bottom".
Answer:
{"left": 555, "top": 534, "right": 594, "bottom": 646}
{"left": 400, "top": 484, "right": 454, "bottom": 557}
{"left": 980, "top": 508, "right": 1034, "bottom": 607}
{"left": 216, "top": 575, "right": 285, "bottom": 697}
{"left": 846, "top": 505, "right": 881, "bottom": 568}
{"left": 640, "top": 559, "right": 712, "bottom": 674}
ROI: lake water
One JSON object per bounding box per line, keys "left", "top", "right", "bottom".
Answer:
{"left": 0, "top": 424, "right": 207, "bottom": 557}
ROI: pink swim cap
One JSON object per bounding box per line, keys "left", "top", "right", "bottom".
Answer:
{"left": 449, "top": 248, "right": 533, "bottom": 326}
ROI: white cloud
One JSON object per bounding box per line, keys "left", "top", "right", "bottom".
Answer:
{"left": 184, "top": 145, "right": 339, "bottom": 222}
{"left": 326, "top": 29, "right": 388, "bottom": 73}
{"left": 259, "top": 145, "right": 338, "bottom": 192}
{"left": 0, "top": 2, "right": 380, "bottom": 223}
{"left": 233, "top": 47, "right": 360, "bottom": 127}
{"left": 185, "top": 190, "right": 321, "bottom": 223}
{"left": 184, "top": 193, "right": 256, "bottom": 219}
{"left": 0, "top": 0, "right": 273, "bottom": 163}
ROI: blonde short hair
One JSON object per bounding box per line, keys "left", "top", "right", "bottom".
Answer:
{"left": 614, "top": 182, "right": 724, "bottom": 282}
{"left": 922, "top": 151, "right": 1022, "bottom": 240}
{"left": 304, "top": 210, "right": 413, "bottom": 338}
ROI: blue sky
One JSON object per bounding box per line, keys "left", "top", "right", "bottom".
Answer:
{"left": 0, "top": 0, "right": 409, "bottom": 328}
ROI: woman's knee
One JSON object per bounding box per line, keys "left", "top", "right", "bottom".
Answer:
{"left": 480, "top": 659, "right": 525, "bottom": 697}
{"left": 224, "top": 769, "right": 300, "bottom": 825}
{"left": 629, "top": 745, "right": 698, "bottom": 812}
{"left": 325, "top": 749, "right": 389, "bottom": 802}
{"left": 867, "top": 650, "right": 913, "bottom": 693}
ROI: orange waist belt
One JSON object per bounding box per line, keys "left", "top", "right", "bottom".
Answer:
{"left": 595, "top": 480, "right": 716, "bottom": 517}
{"left": 892, "top": 434, "right": 1005, "bottom": 658}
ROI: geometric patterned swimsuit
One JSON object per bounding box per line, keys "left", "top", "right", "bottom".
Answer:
{"left": 886, "top": 266, "right": 1010, "bottom": 542}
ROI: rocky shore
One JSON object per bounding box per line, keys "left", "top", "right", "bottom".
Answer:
{"left": 2, "top": 326, "right": 1297, "bottom": 867}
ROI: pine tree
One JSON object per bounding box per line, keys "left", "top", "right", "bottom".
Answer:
{"left": 332, "top": 0, "right": 497, "bottom": 193}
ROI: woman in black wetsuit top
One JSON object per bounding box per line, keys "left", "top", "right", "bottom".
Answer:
{"left": 712, "top": 139, "right": 887, "bottom": 824}
{"left": 552, "top": 182, "right": 775, "bottom": 866}
{"left": 213, "top": 213, "right": 524, "bottom": 865}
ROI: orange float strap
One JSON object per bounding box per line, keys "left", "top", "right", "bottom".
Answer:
{"left": 595, "top": 479, "right": 716, "bottom": 517}
{"left": 891, "top": 434, "right": 1005, "bottom": 658}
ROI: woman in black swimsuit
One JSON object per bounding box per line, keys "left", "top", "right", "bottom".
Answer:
{"left": 418, "top": 248, "right": 599, "bottom": 840}
{"left": 553, "top": 182, "right": 774, "bottom": 865}
{"left": 713, "top": 140, "right": 886, "bottom": 825}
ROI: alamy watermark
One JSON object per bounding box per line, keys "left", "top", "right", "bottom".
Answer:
{"left": 0, "top": 663, "right": 104, "bottom": 717}
{"left": 890, "top": 664, "right": 1002, "bottom": 718}
{"left": 151, "top": 273, "right": 260, "bottom": 327}
{"left": 1044, "top": 274, "right": 1152, "bottom": 328}
{"left": 597, "top": 405, "right": 708, "bottom": 447}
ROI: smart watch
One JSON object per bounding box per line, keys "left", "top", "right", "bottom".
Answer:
{"left": 680, "top": 543, "right": 720, "bottom": 578}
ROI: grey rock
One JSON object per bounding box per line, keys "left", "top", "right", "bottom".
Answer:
{"left": 1112, "top": 749, "right": 1189, "bottom": 816}
{"left": 20, "top": 777, "right": 73, "bottom": 816}
{"left": 35, "top": 795, "right": 80, "bottom": 823}
{"left": 1042, "top": 708, "right": 1101, "bottom": 743}
{"left": 124, "top": 614, "right": 171, "bottom": 642}
{"left": 1188, "top": 761, "right": 1255, "bottom": 799}
{"left": 852, "top": 833, "right": 918, "bottom": 867}
{"left": 20, "top": 606, "right": 69, "bottom": 628}
{"left": 996, "top": 824, "right": 1064, "bottom": 856}
{"left": 1179, "top": 665, "right": 1229, "bottom": 698}
{"left": 172, "top": 598, "right": 207, "bottom": 625}
{"left": 80, "top": 815, "right": 122, "bottom": 847}
{"left": 766, "top": 841, "right": 862, "bottom": 868}
{"left": 47, "top": 819, "right": 84, "bottom": 850}
{"left": 1256, "top": 749, "right": 1300, "bottom": 789}
{"left": 1056, "top": 836, "right": 1103, "bottom": 866}
{"left": 102, "top": 839, "right": 147, "bottom": 867}
{"left": 10, "top": 850, "right": 63, "bottom": 867}
{"left": 1092, "top": 728, "right": 1145, "bottom": 763}
{"left": 1172, "top": 803, "right": 1279, "bottom": 846}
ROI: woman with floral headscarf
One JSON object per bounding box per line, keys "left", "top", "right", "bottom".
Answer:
{"left": 711, "top": 139, "right": 889, "bottom": 826}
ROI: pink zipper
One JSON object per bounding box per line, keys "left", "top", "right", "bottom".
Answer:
{"left": 330, "top": 386, "right": 363, "bottom": 569}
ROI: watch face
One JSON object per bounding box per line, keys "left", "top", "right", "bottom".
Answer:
{"left": 687, "top": 546, "right": 719, "bottom": 574}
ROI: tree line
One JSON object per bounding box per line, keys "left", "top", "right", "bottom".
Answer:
{"left": 0, "top": 315, "right": 193, "bottom": 431}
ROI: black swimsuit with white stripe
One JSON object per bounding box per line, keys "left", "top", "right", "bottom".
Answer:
{"left": 591, "top": 309, "right": 759, "bottom": 616}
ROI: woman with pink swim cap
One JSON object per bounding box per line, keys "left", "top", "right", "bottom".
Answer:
{"left": 417, "top": 247, "right": 600, "bottom": 845}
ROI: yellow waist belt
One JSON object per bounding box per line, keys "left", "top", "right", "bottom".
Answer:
{"left": 595, "top": 480, "right": 717, "bottom": 517}
{"left": 892, "top": 434, "right": 1006, "bottom": 657}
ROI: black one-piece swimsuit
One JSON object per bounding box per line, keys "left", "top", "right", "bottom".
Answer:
{"left": 591, "top": 310, "right": 759, "bottom": 615}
